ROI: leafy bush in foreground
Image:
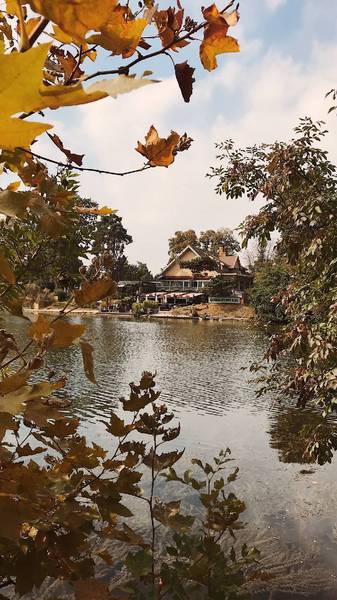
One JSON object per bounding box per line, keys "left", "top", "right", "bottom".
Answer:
{"left": 0, "top": 372, "right": 259, "bottom": 598}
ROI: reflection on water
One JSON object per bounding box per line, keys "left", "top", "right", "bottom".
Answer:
{"left": 4, "top": 315, "right": 337, "bottom": 598}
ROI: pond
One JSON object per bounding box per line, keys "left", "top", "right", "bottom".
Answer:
{"left": 5, "top": 315, "right": 337, "bottom": 599}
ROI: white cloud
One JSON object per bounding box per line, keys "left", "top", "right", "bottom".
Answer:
{"left": 264, "top": 0, "right": 286, "bottom": 11}
{"left": 37, "top": 35, "right": 337, "bottom": 274}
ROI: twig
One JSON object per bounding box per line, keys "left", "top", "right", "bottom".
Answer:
{"left": 18, "top": 148, "right": 153, "bottom": 177}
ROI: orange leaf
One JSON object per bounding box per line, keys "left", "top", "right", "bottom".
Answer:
{"left": 0, "top": 369, "right": 30, "bottom": 395}
{"left": 51, "top": 321, "right": 86, "bottom": 348}
{"left": 200, "top": 4, "right": 240, "bottom": 72}
{"left": 136, "top": 125, "right": 181, "bottom": 167}
{"left": 26, "top": 0, "right": 118, "bottom": 43}
{"left": 89, "top": 6, "right": 148, "bottom": 58}
{"left": 27, "top": 314, "right": 52, "bottom": 343}
{"left": 75, "top": 278, "right": 116, "bottom": 306}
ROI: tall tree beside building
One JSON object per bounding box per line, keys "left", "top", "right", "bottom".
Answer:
{"left": 168, "top": 230, "right": 200, "bottom": 258}
{"left": 199, "top": 228, "right": 240, "bottom": 255}
{"left": 91, "top": 214, "right": 133, "bottom": 281}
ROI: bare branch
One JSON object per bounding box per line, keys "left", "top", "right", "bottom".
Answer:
{"left": 18, "top": 148, "right": 153, "bottom": 177}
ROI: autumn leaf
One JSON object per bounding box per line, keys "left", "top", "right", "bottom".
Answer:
{"left": 0, "top": 44, "right": 49, "bottom": 118}
{"left": 174, "top": 61, "right": 195, "bottom": 103}
{"left": 0, "top": 118, "right": 52, "bottom": 151}
{"left": 47, "top": 133, "right": 84, "bottom": 166}
{"left": 0, "top": 191, "right": 32, "bottom": 218}
{"left": 200, "top": 4, "right": 240, "bottom": 72}
{"left": 88, "top": 6, "right": 148, "bottom": 57}
{"left": 5, "top": 0, "right": 21, "bottom": 18}
{"left": 104, "top": 412, "right": 134, "bottom": 437}
{"left": 125, "top": 549, "right": 152, "bottom": 577}
{"left": 51, "top": 321, "right": 86, "bottom": 348}
{"left": 86, "top": 75, "right": 157, "bottom": 99}
{"left": 136, "top": 125, "right": 181, "bottom": 167}
{"left": 0, "top": 252, "right": 16, "bottom": 285}
{"left": 154, "top": 7, "right": 188, "bottom": 51}
{"left": 26, "top": 0, "right": 118, "bottom": 43}
{"left": 74, "top": 579, "right": 115, "bottom": 600}
{"left": 0, "top": 369, "right": 31, "bottom": 396}
{"left": 80, "top": 340, "right": 96, "bottom": 384}
{"left": 75, "top": 278, "right": 116, "bottom": 306}
{"left": 27, "top": 314, "right": 52, "bottom": 343}
{"left": 39, "top": 82, "right": 107, "bottom": 110}
{"left": 75, "top": 206, "right": 115, "bottom": 216}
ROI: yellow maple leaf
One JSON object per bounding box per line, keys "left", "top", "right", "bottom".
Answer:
{"left": 136, "top": 125, "right": 181, "bottom": 167}
{"left": 39, "top": 82, "right": 107, "bottom": 110}
{"left": 200, "top": 3, "right": 240, "bottom": 72}
{"left": 0, "top": 44, "right": 49, "bottom": 118}
{"left": 0, "top": 118, "right": 52, "bottom": 150}
{"left": 89, "top": 6, "right": 148, "bottom": 58}
{"left": 26, "top": 0, "right": 118, "bottom": 43}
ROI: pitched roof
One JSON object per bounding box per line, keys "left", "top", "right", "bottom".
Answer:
{"left": 160, "top": 245, "right": 242, "bottom": 276}
{"left": 160, "top": 245, "right": 201, "bottom": 275}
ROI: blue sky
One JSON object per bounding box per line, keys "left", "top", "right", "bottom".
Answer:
{"left": 36, "top": 0, "right": 337, "bottom": 273}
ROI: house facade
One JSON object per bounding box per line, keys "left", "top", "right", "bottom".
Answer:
{"left": 156, "top": 245, "right": 253, "bottom": 293}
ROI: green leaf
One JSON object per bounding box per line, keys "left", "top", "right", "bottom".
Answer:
{"left": 125, "top": 549, "right": 152, "bottom": 577}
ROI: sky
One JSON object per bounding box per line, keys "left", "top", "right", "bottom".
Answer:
{"left": 36, "top": 0, "right": 337, "bottom": 274}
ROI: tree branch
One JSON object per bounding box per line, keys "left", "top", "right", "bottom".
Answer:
{"left": 18, "top": 148, "right": 153, "bottom": 177}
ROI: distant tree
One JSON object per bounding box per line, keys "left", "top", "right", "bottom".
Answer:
{"left": 0, "top": 175, "right": 98, "bottom": 290}
{"left": 91, "top": 214, "right": 133, "bottom": 281}
{"left": 199, "top": 228, "right": 240, "bottom": 255}
{"left": 168, "top": 229, "right": 200, "bottom": 258}
{"left": 248, "top": 260, "right": 291, "bottom": 322}
{"left": 122, "top": 261, "right": 153, "bottom": 281}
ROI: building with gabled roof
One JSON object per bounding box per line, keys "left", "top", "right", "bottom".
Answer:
{"left": 156, "top": 245, "right": 253, "bottom": 294}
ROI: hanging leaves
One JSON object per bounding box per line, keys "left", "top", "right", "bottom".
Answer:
{"left": 174, "top": 61, "right": 195, "bottom": 103}
{"left": 136, "top": 125, "right": 181, "bottom": 167}
{"left": 200, "top": 4, "right": 240, "bottom": 72}
{"left": 74, "top": 278, "right": 116, "bottom": 306}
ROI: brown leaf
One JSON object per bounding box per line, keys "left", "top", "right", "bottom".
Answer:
{"left": 74, "top": 579, "right": 115, "bottom": 600}
{"left": 136, "top": 125, "right": 181, "bottom": 167}
{"left": 0, "top": 251, "right": 16, "bottom": 285}
{"left": 174, "top": 61, "right": 195, "bottom": 103}
{"left": 80, "top": 339, "right": 96, "bottom": 384}
{"left": 47, "top": 132, "right": 84, "bottom": 166}
{"left": 51, "top": 321, "right": 86, "bottom": 348}
{"left": 75, "top": 278, "right": 116, "bottom": 306}
{"left": 27, "top": 314, "right": 52, "bottom": 343}
{"left": 0, "top": 369, "right": 31, "bottom": 396}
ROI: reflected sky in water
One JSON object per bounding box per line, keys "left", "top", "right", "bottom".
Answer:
{"left": 5, "top": 315, "right": 337, "bottom": 598}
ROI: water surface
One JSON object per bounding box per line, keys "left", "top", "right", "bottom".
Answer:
{"left": 5, "top": 315, "right": 337, "bottom": 598}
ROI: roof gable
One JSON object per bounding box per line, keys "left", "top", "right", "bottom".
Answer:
{"left": 160, "top": 245, "right": 201, "bottom": 275}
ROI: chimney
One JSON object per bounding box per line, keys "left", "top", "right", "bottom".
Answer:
{"left": 218, "top": 244, "right": 227, "bottom": 262}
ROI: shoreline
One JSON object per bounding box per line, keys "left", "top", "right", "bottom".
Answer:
{"left": 25, "top": 307, "right": 254, "bottom": 322}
